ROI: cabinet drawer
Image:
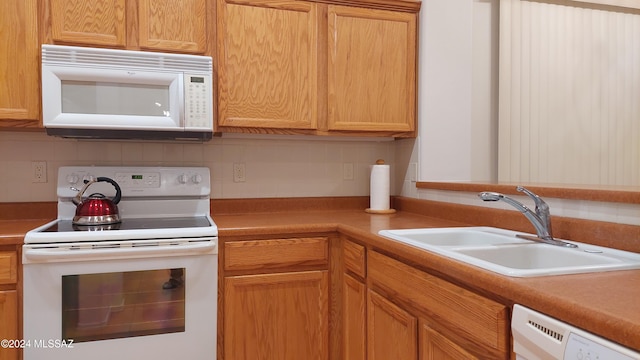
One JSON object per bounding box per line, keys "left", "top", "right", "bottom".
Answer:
{"left": 368, "top": 251, "right": 509, "bottom": 358}
{"left": 225, "top": 237, "right": 329, "bottom": 271}
{"left": 0, "top": 251, "right": 17, "bottom": 285}
{"left": 343, "top": 239, "right": 366, "bottom": 278}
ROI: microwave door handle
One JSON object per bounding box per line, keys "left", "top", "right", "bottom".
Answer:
{"left": 23, "top": 241, "right": 216, "bottom": 262}
{"left": 179, "top": 75, "right": 185, "bottom": 128}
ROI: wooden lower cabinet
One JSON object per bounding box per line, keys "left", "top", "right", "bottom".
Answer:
{"left": 222, "top": 233, "right": 510, "bottom": 360}
{"left": 420, "top": 322, "right": 479, "bottom": 360}
{"left": 0, "top": 249, "right": 18, "bottom": 360}
{"left": 224, "top": 271, "right": 329, "bottom": 360}
{"left": 366, "top": 251, "right": 510, "bottom": 359}
{"left": 340, "top": 235, "right": 510, "bottom": 360}
{"left": 343, "top": 274, "right": 366, "bottom": 360}
{"left": 367, "top": 289, "right": 418, "bottom": 360}
{"left": 0, "top": 290, "right": 18, "bottom": 360}
{"left": 221, "top": 236, "right": 330, "bottom": 360}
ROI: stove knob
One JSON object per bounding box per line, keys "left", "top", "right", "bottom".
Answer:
{"left": 192, "top": 174, "right": 203, "bottom": 184}
{"left": 178, "top": 174, "right": 189, "bottom": 184}
{"left": 66, "top": 174, "right": 79, "bottom": 185}
{"left": 82, "top": 174, "right": 95, "bottom": 183}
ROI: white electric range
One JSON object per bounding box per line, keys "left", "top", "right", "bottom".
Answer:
{"left": 23, "top": 166, "right": 218, "bottom": 360}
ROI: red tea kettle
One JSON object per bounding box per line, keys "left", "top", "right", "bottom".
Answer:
{"left": 72, "top": 177, "right": 122, "bottom": 225}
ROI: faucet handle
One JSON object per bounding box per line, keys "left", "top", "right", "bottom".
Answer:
{"left": 517, "top": 186, "right": 553, "bottom": 237}
{"left": 516, "top": 186, "right": 548, "bottom": 210}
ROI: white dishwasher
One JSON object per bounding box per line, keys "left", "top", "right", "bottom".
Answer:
{"left": 512, "top": 304, "right": 640, "bottom": 360}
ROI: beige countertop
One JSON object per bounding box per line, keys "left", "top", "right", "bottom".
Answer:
{"left": 3, "top": 197, "right": 639, "bottom": 351}
{"left": 0, "top": 219, "right": 52, "bottom": 246}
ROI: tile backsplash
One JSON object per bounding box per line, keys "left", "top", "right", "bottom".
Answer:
{"left": 0, "top": 131, "right": 399, "bottom": 202}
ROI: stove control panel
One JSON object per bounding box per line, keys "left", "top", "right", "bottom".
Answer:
{"left": 58, "top": 166, "right": 211, "bottom": 198}
{"left": 115, "top": 172, "right": 161, "bottom": 188}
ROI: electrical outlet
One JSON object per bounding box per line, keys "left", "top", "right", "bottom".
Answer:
{"left": 410, "top": 163, "right": 418, "bottom": 182}
{"left": 32, "top": 161, "right": 47, "bottom": 183}
{"left": 233, "top": 163, "right": 246, "bottom": 183}
{"left": 343, "top": 163, "right": 354, "bottom": 180}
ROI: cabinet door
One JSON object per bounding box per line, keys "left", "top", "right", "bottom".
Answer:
{"left": 368, "top": 251, "right": 509, "bottom": 358}
{"left": 420, "top": 322, "right": 479, "bottom": 360}
{"left": 367, "top": 289, "right": 417, "bottom": 360}
{"left": 138, "top": 0, "right": 208, "bottom": 53}
{"left": 216, "top": 0, "right": 319, "bottom": 130}
{"left": 0, "top": 252, "right": 17, "bottom": 285}
{"left": 224, "top": 271, "right": 328, "bottom": 360}
{"left": 48, "top": 0, "right": 127, "bottom": 47}
{"left": 343, "top": 274, "right": 366, "bottom": 360}
{"left": 328, "top": 5, "right": 416, "bottom": 133}
{"left": 0, "top": 291, "right": 18, "bottom": 360}
{"left": 0, "top": 0, "right": 40, "bottom": 126}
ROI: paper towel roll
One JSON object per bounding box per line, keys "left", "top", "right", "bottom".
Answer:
{"left": 366, "top": 160, "right": 396, "bottom": 214}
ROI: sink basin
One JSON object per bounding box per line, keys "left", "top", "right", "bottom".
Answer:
{"left": 454, "top": 244, "right": 634, "bottom": 276}
{"left": 378, "top": 227, "right": 531, "bottom": 247}
{"left": 378, "top": 227, "right": 640, "bottom": 277}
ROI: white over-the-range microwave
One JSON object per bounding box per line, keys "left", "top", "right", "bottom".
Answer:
{"left": 41, "top": 44, "right": 214, "bottom": 141}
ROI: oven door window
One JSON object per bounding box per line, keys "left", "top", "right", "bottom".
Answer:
{"left": 61, "top": 269, "right": 185, "bottom": 343}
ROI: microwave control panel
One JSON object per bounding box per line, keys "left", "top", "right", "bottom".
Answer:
{"left": 184, "top": 74, "right": 212, "bottom": 129}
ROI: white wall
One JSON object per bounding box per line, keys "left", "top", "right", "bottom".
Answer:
{"left": 418, "top": 0, "right": 498, "bottom": 182}
{"left": 408, "top": 0, "right": 640, "bottom": 226}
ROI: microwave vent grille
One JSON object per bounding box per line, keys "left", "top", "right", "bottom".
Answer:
{"left": 42, "top": 45, "right": 211, "bottom": 73}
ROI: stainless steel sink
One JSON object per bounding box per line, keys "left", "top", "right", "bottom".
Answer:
{"left": 378, "top": 227, "right": 640, "bottom": 277}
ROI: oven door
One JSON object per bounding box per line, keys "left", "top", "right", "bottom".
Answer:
{"left": 22, "top": 238, "right": 217, "bottom": 360}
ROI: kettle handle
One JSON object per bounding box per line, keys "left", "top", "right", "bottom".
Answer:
{"left": 72, "top": 177, "right": 122, "bottom": 205}
{"left": 72, "top": 178, "right": 96, "bottom": 205}
{"left": 96, "top": 177, "right": 122, "bottom": 204}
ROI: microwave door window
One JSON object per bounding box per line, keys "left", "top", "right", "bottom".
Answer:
{"left": 61, "top": 81, "right": 171, "bottom": 117}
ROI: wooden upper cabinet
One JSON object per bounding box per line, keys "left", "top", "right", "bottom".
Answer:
{"left": 138, "top": 0, "right": 207, "bottom": 53}
{"left": 216, "top": 0, "right": 320, "bottom": 130}
{"left": 216, "top": 0, "right": 419, "bottom": 136}
{"left": 328, "top": 5, "right": 416, "bottom": 133}
{"left": 0, "top": 0, "right": 40, "bottom": 127}
{"left": 45, "top": 0, "right": 208, "bottom": 54}
{"left": 48, "top": 0, "right": 127, "bottom": 47}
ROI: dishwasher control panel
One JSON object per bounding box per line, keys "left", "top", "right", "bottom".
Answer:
{"left": 512, "top": 304, "right": 640, "bottom": 360}
{"left": 566, "top": 333, "right": 636, "bottom": 360}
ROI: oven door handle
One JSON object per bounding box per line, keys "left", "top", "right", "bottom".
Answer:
{"left": 23, "top": 240, "right": 217, "bottom": 262}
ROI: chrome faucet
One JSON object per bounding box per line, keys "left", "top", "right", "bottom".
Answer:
{"left": 478, "top": 186, "right": 577, "bottom": 248}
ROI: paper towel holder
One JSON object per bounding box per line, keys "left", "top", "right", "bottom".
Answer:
{"left": 365, "top": 159, "right": 396, "bottom": 214}
{"left": 365, "top": 208, "right": 396, "bottom": 214}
